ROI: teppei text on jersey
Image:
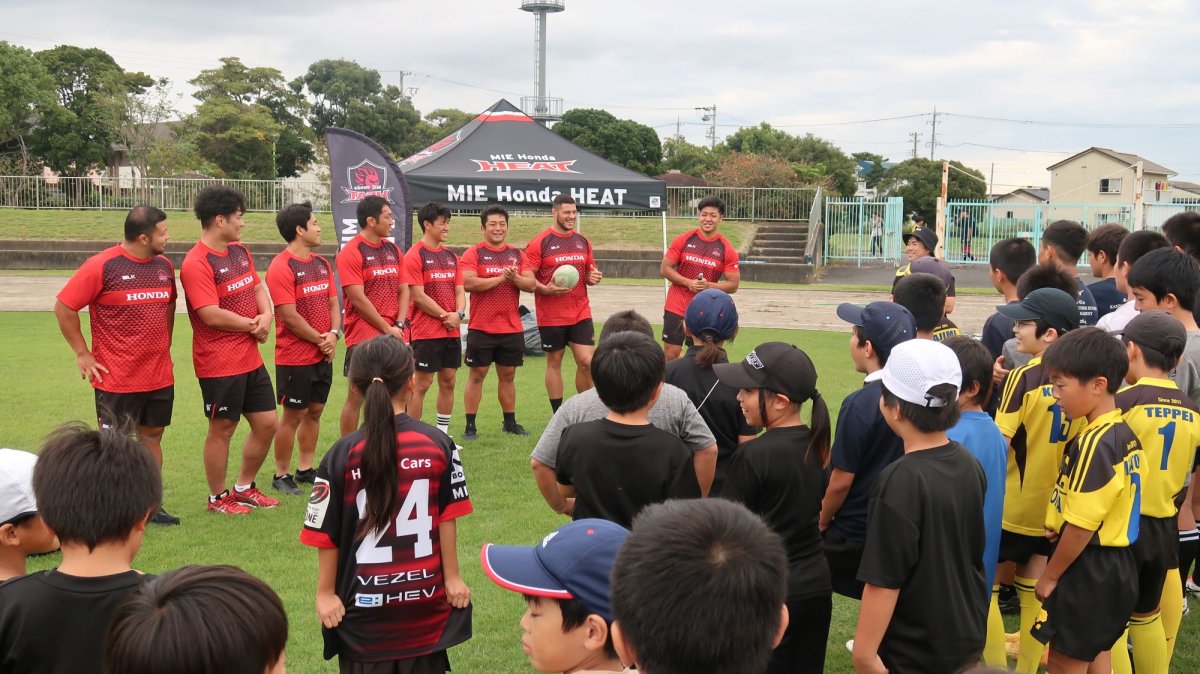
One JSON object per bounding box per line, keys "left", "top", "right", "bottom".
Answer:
{"left": 1142, "top": 406, "right": 1195, "bottom": 422}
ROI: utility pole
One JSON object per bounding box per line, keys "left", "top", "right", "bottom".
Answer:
{"left": 1133, "top": 160, "right": 1145, "bottom": 230}
{"left": 909, "top": 132, "right": 921, "bottom": 159}
{"left": 988, "top": 163, "right": 995, "bottom": 199}
{"left": 397, "top": 71, "right": 414, "bottom": 99}
{"left": 927, "top": 106, "right": 940, "bottom": 160}
{"left": 935, "top": 160, "right": 949, "bottom": 258}
{"left": 675, "top": 116, "right": 683, "bottom": 141}
{"left": 696, "top": 105, "right": 717, "bottom": 149}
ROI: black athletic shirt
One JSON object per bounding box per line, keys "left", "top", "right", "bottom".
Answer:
{"left": 720, "top": 426, "right": 832, "bottom": 601}
{"left": 857, "top": 442, "right": 987, "bottom": 674}
{"left": 1088, "top": 277, "right": 1126, "bottom": 320}
{"left": 665, "top": 346, "right": 757, "bottom": 465}
{"left": 0, "top": 569, "right": 151, "bottom": 674}
{"left": 828, "top": 380, "right": 905, "bottom": 543}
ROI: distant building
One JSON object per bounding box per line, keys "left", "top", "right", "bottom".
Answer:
{"left": 853, "top": 159, "right": 895, "bottom": 199}
{"left": 1047, "top": 147, "right": 1174, "bottom": 225}
{"left": 1169, "top": 181, "right": 1200, "bottom": 205}
{"left": 654, "top": 169, "right": 708, "bottom": 187}
{"left": 990, "top": 187, "right": 1049, "bottom": 221}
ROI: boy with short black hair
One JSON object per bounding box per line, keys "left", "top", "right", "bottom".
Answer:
{"left": 852, "top": 339, "right": 987, "bottom": 674}
{"left": 610, "top": 498, "right": 790, "bottom": 674}
{"left": 0, "top": 449, "right": 58, "bottom": 581}
{"left": 1098, "top": 229, "right": 1170, "bottom": 334}
{"left": 892, "top": 272, "right": 958, "bottom": 341}
{"left": 993, "top": 287, "right": 1082, "bottom": 673}
{"left": 556, "top": 331, "right": 694, "bottom": 528}
{"left": 0, "top": 423, "right": 161, "bottom": 674}
{"left": 983, "top": 237, "right": 1038, "bottom": 359}
{"left": 1086, "top": 223, "right": 1130, "bottom": 320}
{"left": 1035, "top": 327, "right": 1144, "bottom": 674}
{"left": 1127, "top": 247, "right": 1200, "bottom": 405}
{"left": 482, "top": 518, "right": 630, "bottom": 673}
{"left": 1039, "top": 219, "right": 1099, "bottom": 326}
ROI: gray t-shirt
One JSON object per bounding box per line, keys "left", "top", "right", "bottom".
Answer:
{"left": 1171, "top": 331, "right": 1200, "bottom": 407}
{"left": 531, "top": 383, "right": 717, "bottom": 469}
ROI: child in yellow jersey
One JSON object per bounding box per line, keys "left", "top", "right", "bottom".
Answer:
{"left": 1034, "top": 328, "right": 1145, "bottom": 674}
{"left": 1114, "top": 311, "right": 1200, "bottom": 672}
{"left": 993, "top": 287, "right": 1082, "bottom": 674}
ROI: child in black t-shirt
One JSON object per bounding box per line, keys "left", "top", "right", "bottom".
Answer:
{"left": 714, "top": 341, "right": 833, "bottom": 674}
{"left": 557, "top": 331, "right": 694, "bottom": 528}
{"left": 852, "top": 339, "right": 987, "bottom": 674}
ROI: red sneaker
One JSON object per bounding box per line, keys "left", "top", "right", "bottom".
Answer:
{"left": 207, "top": 490, "right": 252, "bottom": 515}
{"left": 232, "top": 483, "right": 280, "bottom": 509}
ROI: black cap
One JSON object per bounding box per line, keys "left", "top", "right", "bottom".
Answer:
{"left": 996, "top": 287, "right": 1079, "bottom": 333}
{"left": 903, "top": 227, "right": 938, "bottom": 254}
{"left": 1122, "top": 310, "right": 1187, "bottom": 357}
{"left": 713, "top": 342, "right": 818, "bottom": 403}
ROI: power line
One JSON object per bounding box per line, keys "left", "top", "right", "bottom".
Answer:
{"left": 938, "top": 141, "right": 1073, "bottom": 154}
{"left": 943, "top": 112, "right": 1200, "bottom": 129}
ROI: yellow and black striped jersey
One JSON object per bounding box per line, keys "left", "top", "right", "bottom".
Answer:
{"left": 1046, "top": 409, "right": 1144, "bottom": 547}
{"left": 1116, "top": 377, "right": 1200, "bottom": 518}
{"left": 996, "top": 356, "right": 1084, "bottom": 536}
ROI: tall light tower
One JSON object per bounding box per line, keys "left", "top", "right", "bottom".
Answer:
{"left": 520, "top": 0, "right": 565, "bottom": 125}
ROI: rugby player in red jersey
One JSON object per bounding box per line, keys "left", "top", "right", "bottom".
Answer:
{"left": 336, "top": 195, "right": 409, "bottom": 436}
{"left": 266, "top": 202, "right": 341, "bottom": 495}
{"left": 55, "top": 205, "right": 181, "bottom": 525}
{"left": 660, "top": 195, "right": 740, "bottom": 361}
{"left": 526, "top": 194, "right": 603, "bottom": 412}
{"left": 404, "top": 203, "right": 466, "bottom": 439}
{"left": 179, "top": 186, "right": 280, "bottom": 515}
{"left": 459, "top": 204, "right": 536, "bottom": 439}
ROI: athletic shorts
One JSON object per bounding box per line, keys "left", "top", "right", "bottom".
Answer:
{"left": 999, "top": 530, "right": 1052, "bottom": 564}
{"left": 198, "top": 365, "right": 275, "bottom": 421}
{"left": 343, "top": 345, "right": 357, "bottom": 378}
{"left": 822, "top": 528, "right": 865, "bottom": 600}
{"left": 338, "top": 651, "right": 449, "bottom": 674}
{"left": 538, "top": 318, "right": 595, "bottom": 352}
{"left": 276, "top": 361, "right": 334, "bottom": 409}
{"left": 661, "top": 311, "right": 695, "bottom": 348}
{"left": 95, "top": 385, "right": 173, "bottom": 430}
{"left": 1133, "top": 514, "right": 1178, "bottom": 613}
{"left": 1032, "top": 545, "right": 1136, "bottom": 661}
{"left": 412, "top": 338, "right": 462, "bottom": 373}
{"left": 464, "top": 330, "right": 524, "bottom": 368}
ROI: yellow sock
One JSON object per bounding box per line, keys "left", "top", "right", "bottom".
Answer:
{"left": 1161, "top": 571, "right": 1183, "bottom": 661}
{"left": 983, "top": 586, "right": 1007, "bottom": 667}
{"left": 1111, "top": 627, "right": 1132, "bottom": 674}
{"left": 1015, "top": 576, "right": 1045, "bottom": 674}
{"left": 1131, "top": 612, "right": 1168, "bottom": 674}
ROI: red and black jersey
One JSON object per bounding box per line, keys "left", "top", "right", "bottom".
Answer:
{"left": 180, "top": 242, "right": 262, "bottom": 379}
{"left": 403, "top": 241, "right": 461, "bottom": 341}
{"left": 300, "top": 415, "right": 473, "bottom": 662}
{"left": 56, "top": 245, "right": 176, "bottom": 393}
{"left": 337, "top": 234, "right": 403, "bottom": 347}
{"left": 525, "top": 228, "right": 594, "bottom": 327}
{"left": 459, "top": 242, "right": 526, "bottom": 335}
{"left": 663, "top": 229, "right": 739, "bottom": 316}
{"left": 266, "top": 250, "right": 336, "bottom": 366}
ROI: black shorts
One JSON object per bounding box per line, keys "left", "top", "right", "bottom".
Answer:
{"left": 1032, "top": 545, "right": 1136, "bottom": 661}
{"left": 199, "top": 365, "right": 275, "bottom": 421}
{"left": 412, "top": 338, "right": 462, "bottom": 373}
{"left": 338, "top": 650, "right": 449, "bottom": 674}
{"left": 95, "top": 385, "right": 173, "bottom": 429}
{"left": 822, "top": 528, "right": 865, "bottom": 600}
{"left": 276, "top": 361, "right": 334, "bottom": 409}
{"left": 539, "top": 319, "right": 595, "bottom": 352}
{"left": 464, "top": 330, "right": 524, "bottom": 368}
{"left": 1133, "top": 515, "right": 1178, "bottom": 613}
{"left": 999, "top": 530, "right": 1052, "bottom": 564}
{"left": 343, "top": 345, "right": 358, "bottom": 378}
{"left": 661, "top": 311, "right": 695, "bottom": 348}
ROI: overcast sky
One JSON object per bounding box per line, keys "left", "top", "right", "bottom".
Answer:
{"left": 3, "top": 0, "right": 1198, "bottom": 191}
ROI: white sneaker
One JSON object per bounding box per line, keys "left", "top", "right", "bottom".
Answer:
{"left": 845, "top": 639, "right": 855, "bottom": 654}
{"left": 1186, "top": 578, "right": 1200, "bottom": 595}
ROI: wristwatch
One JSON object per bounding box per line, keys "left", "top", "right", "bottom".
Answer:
{"left": 458, "top": 310, "right": 466, "bottom": 321}
{"left": 330, "top": 329, "right": 342, "bottom": 339}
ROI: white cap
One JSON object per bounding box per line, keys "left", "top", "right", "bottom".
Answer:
{"left": 0, "top": 449, "right": 38, "bottom": 523}
{"left": 865, "top": 340, "right": 962, "bottom": 408}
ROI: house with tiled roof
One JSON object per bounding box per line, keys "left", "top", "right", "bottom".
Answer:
{"left": 1047, "top": 147, "right": 1175, "bottom": 205}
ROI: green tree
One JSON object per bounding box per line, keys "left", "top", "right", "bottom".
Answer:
{"left": 185, "top": 97, "right": 280, "bottom": 179}
{"left": 877, "top": 158, "right": 987, "bottom": 223}
{"left": 661, "top": 137, "right": 715, "bottom": 177}
{"left": 292, "top": 59, "right": 424, "bottom": 157}
{"left": 852, "top": 151, "right": 888, "bottom": 189}
{"left": 0, "top": 42, "right": 58, "bottom": 172}
{"left": 706, "top": 152, "right": 799, "bottom": 188}
{"left": 553, "top": 108, "right": 663, "bottom": 175}
{"left": 114, "top": 77, "right": 178, "bottom": 184}
{"left": 412, "top": 107, "right": 476, "bottom": 151}
{"left": 722, "top": 124, "right": 857, "bottom": 195}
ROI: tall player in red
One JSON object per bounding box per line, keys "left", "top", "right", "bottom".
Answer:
{"left": 404, "top": 203, "right": 466, "bottom": 438}
{"left": 459, "top": 204, "right": 536, "bottom": 440}
{"left": 54, "top": 205, "right": 181, "bottom": 526}
{"left": 660, "top": 195, "right": 740, "bottom": 361}
{"left": 181, "top": 186, "right": 281, "bottom": 514}
{"left": 527, "top": 194, "right": 603, "bottom": 412}
{"left": 266, "top": 202, "right": 341, "bottom": 496}
{"left": 336, "top": 195, "right": 409, "bottom": 436}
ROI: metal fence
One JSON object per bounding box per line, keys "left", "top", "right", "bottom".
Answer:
{"left": 823, "top": 197, "right": 904, "bottom": 266}
{"left": 940, "top": 201, "right": 1140, "bottom": 265}
{"left": 0, "top": 175, "right": 817, "bottom": 222}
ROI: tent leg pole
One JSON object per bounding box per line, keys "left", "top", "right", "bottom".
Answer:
{"left": 662, "top": 211, "right": 669, "bottom": 300}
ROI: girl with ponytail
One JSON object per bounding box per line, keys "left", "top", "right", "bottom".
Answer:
{"left": 300, "top": 335, "right": 473, "bottom": 673}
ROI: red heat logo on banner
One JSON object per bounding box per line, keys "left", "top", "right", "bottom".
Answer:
{"left": 472, "top": 159, "right": 579, "bottom": 173}
{"left": 341, "top": 159, "right": 395, "bottom": 203}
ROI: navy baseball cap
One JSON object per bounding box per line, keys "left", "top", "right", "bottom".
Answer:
{"left": 903, "top": 227, "right": 938, "bottom": 253}
{"left": 836, "top": 301, "right": 916, "bottom": 354}
{"left": 481, "top": 519, "right": 628, "bottom": 622}
{"left": 685, "top": 289, "right": 739, "bottom": 341}
{"left": 996, "top": 287, "right": 1079, "bottom": 333}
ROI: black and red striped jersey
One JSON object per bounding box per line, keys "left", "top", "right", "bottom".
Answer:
{"left": 459, "top": 242, "right": 527, "bottom": 335}
{"left": 663, "top": 229, "right": 739, "bottom": 316}
{"left": 337, "top": 234, "right": 403, "bottom": 347}
{"left": 525, "top": 228, "right": 594, "bottom": 327}
{"left": 180, "top": 241, "right": 262, "bottom": 379}
{"left": 403, "top": 241, "right": 461, "bottom": 341}
{"left": 266, "top": 250, "right": 335, "bottom": 366}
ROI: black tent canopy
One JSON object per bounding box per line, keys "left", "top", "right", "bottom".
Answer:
{"left": 399, "top": 99, "right": 666, "bottom": 213}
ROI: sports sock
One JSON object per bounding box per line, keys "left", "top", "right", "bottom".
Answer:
{"left": 1130, "top": 612, "right": 1167, "bottom": 674}
{"left": 437, "top": 414, "right": 451, "bottom": 435}
{"left": 234, "top": 483, "right": 252, "bottom": 492}
{"left": 1178, "top": 528, "right": 1199, "bottom": 587}
{"left": 982, "top": 586, "right": 1007, "bottom": 667}
{"left": 1110, "top": 627, "right": 1131, "bottom": 674}
{"left": 1161, "top": 570, "right": 1184, "bottom": 660}
{"left": 209, "top": 491, "right": 225, "bottom": 503}
{"left": 464, "top": 413, "right": 477, "bottom": 429}
{"left": 1014, "top": 576, "right": 1044, "bottom": 674}
{"left": 550, "top": 398, "right": 563, "bottom": 413}
{"left": 503, "top": 411, "right": 516, "bottom": 426}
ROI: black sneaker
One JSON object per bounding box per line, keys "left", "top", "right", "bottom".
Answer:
{"left": 150, "top": 506, "right": 181, "bottom": 526}
{"left": 463, "top": 427, "right": 478, "bottom": 441}
{"left": 271, "top": 474, "right": 302, "bottom": 495}
{"left": 294, "top": 468, "right": 316, "bottom": 484}
{"left": 997, "top": 583, "right": 1019, "bottom": 615}
{"left": 503, "top": 422, "right": 529, "bottom": 436}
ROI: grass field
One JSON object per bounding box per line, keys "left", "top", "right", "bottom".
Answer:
{"left": 4, "top": 311, "right": 1200, "bottom": 673}
{"left": 0, "top": 209, "right": 758, "bottom": 252}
